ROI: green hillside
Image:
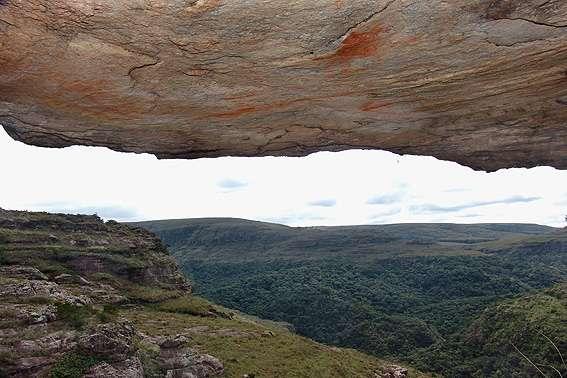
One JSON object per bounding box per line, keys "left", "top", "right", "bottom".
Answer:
{"left": 137, "top": 218, "right": 555, "bottom": 262}
{"left": 411, "top": 284, "right": 567, "bottom": 377}
{"left": 135, "top": 218, "right": 567, "bottom": 376}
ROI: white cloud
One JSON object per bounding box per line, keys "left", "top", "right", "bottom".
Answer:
{"left": 218, "top": 178, "right": 248, "bottom": 190}
{"left": 1, "top": 127, "right": 566, "bottom": 227}
{"left": 410, "top": 195, "right": 542, "bottom": 214}
{"left": 308, "top": 199, "right": 337, "bottom": 207}
{"left": 367, "top": 193, "right": 403, "bottom": 205}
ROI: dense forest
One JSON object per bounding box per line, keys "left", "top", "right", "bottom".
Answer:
{"left": 136, "top": 219, "right": 567, "bottom": 376}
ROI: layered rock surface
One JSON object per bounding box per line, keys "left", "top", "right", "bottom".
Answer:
{"left": 1, "top": 0, "right": 566, "bottom": 170}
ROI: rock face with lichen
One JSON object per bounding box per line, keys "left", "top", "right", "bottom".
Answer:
{"left": 0, "top": 0, "right": 566, "bottom": 171}
{"left": 0, "top": 209, "right": 200, "bottom": 377}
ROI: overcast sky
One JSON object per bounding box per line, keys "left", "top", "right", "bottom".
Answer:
{"left": 1, "top": 127, "right": 566, "bottom": 227}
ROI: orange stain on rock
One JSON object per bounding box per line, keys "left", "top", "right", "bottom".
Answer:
{"left": 209, "top": 106, "right": 258, "bottom": 118}
{"left": 317, "top": 25, "right": 383, "bottom": 64}
{"left": 205, "top": 91, "right": 361, "bottom": 120}
{"left": 360, "top": 100, "right": 392, "bottom": 112}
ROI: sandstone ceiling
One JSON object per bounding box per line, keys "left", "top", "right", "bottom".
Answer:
{"left": 0, "top": 0, "right": 566, "bottom": 171}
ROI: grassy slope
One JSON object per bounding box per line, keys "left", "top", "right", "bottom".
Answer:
{"left": 127, "top": 305, "right": 426, "bottom": 378}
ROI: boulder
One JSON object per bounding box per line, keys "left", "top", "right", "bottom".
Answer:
{"left": 10, "top": 356, "right": 54, "bottom": 377}
{"left": 158, "top": 335, "right": 224, "bottom": 377}
{"left": 78, "top": 320, "right": 137, "bottom": 362}
{"left": 15, "top": 331, "right": 77, "bottom": 355}
{"left": 380, "top": 365, "right": 409, "bottom": 378}
{"left": 0, "top": 279, "right": 91, "bottom": 305}
{"left": 25, "top": 304, "right": 57, "bottom": 325}
{"left": 0, "top": 266, "right": 48, "bottom": 281}
{"left": 159, "top": 335, "right": 190, "bottom": 350}
{"left": 84, "top": 357, "right": 144, "bottom": 378}
{"left": 185, "top": 354, "right": 224, "bottom": 378}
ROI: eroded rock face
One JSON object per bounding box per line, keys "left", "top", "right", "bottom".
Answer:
{"left": 84, "top": 357, "right": 145, "bottom": 378}
{"left": 0, "top": 0, "right": 565, "bottom": 170}
{"left": 158, "top": 335, "right": 224, "bottom": 378}
{"left": 78, "top": 320, "right": 137, "bottom": 362}
{"left": 380, "top": 365, "right": 409, "bottom": 378}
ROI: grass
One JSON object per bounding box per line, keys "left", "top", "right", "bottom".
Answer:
{"left": 31, "top": 258, "right": 72, "bottom": 276}
{"left": 154, "top": 295, "right": 233, "bottom": 318}
{"left": 124, "top": 306, "right": 429, "bottom": 378}
{"left": 88, "top": 273, "right": 184, "bottom": 304}
{"left": 125, "top": 284, "right": 184, "bottom": 303}
{"left": 136, "top": 341, "right": 162, "bottom": 377}
{"left": 96, "top": 304, "right": 119, "bottom": 323}
{"left": 49, "top": 352, "right": 103, "bottom": 378}
{"left": 56, "top": 303, "right": 91, "bottom": 330}
{"left": 21, "top": 296, "right": 53, "bottom": 305}
{"left": 90, "top": 272, "right": 120, "bottom": 285}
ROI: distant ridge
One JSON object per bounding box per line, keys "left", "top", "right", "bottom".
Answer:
{"left": 132, "top": 218, "right": 558, "bottom": 262}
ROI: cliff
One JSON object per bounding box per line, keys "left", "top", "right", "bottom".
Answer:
{"left": 1, "top": 0, "right": 566, "bottom": 170}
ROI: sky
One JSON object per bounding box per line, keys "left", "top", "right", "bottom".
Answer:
{"left": 1, "top": 127, "right": 567, "bottom": 227}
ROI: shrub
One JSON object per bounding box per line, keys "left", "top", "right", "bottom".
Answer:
{"left": 96, "top": 304, "right": 119, "bottom": 323}
{"left": 137, "top": 345, "right": 162, "bottom": 377}
{"left": 126, "top": 285, "right": 182, "bottom": 303}
{"left": 22, "top": 296, "right": 53, "bottom": 305}
{"left": 155, "top": 296, "right": 232, "bottom": 318}
{"left": 56, "top": 303, "right": 90, "bottom": 329}
{"left": 49, "top": 352, "right": 102, "bottom": 378}
{"left": 30, "top": 258, "right": 70, "bottom": 276}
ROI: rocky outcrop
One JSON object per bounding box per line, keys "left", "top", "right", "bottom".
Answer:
{"left": 0, "top": 209, "right": 223, "bottom": 377}
{"left": 380, "top": 365, "right": 409, "bottom": 378}
{"left": 0, "top": 208, "right": 192, "bottom": 294}
{"left": 1, "top": 0, "right": 566, "bottom": 170}
{"left": 78, "top": 321, "right": 137, "bottom": 362}
{"left": 84, "top": 357, "right": 145, "bottom": 378}
{"left": 158, "top": 335, "right": 224, "bottom": 378}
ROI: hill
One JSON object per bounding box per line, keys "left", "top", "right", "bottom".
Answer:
{"left": 135, "top": 218, "right": 567, "bottom": 376}
{"left": 136, "top": 218, "right": 556, "bottom": 262}
{"left": 0, "top": 209, "right": 421, "bottom": 378}
{"left": 411, "top": 283, "right": 567, "bottom": 376}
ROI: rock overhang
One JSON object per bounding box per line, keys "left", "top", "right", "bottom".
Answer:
{"left": 0, "top": 0, "right": 566, "bottom": 171}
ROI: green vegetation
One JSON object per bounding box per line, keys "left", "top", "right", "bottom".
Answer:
{"left": 136, "top": 218, "right": 567, "bottom": 376}
{"left": 96, "top": 304, "right": 119, "bottom": 323}
{"left": 154, "top": 295, "right": 233, "bottom": 318}
{"left": 49, "top": 353, "right": 103, "bottom": 378}
{"left": 410, "top": 284, "right": 567, "bottom": 376}
{"left": 126, "top": 306, "right": 426, "bottom": 378}
{"left": 124, "top": 284, "right": 183, "bottom": 303}
{"left": 22, "top": 296, "right": 53, "bottom": 305}
{"left": 56, "top": 303, "right": 91, "bottom": 330}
